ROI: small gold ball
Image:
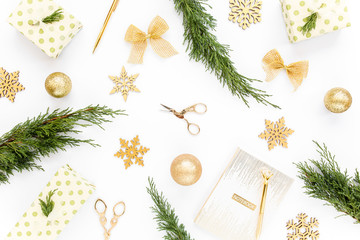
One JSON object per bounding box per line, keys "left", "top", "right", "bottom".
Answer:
{"left": 324, "top": 87, "right": 352, "bottom": 113}
{"left": 45, "top": 72, "right": 72, "bottom": 98}
{"left": 170, "top": 154, "right": 202, "bottom": 186}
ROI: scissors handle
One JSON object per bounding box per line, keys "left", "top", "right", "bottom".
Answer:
{"left": 185, "top": 103, "right": 207, "bottom": 114}
{"left": 95, "top": 199, "right": 109, "bottom": 238}
{"left": 113, "top": 201, "right": 126, "bottom": 217}
{"left": 185, "top": 119, "right": 200, "bottom": 135}
{"left": 106, "top": 201, "right": 125, "bottom": 235}
{"left": 95, "top": 199, "right": 107, "bottom": 214}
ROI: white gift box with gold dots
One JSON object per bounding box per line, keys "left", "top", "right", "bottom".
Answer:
{"left": 5, "top": 165, "right": 95, "bottom": 240}
{"left": 280, "top": 0, "right": 351, "bottom": 43}
{"left": 7, "top": 0, "right": 82, "bottom": 58}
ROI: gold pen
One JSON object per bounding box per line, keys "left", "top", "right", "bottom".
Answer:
{"left": 93, "top": 0, "right": 120, "bottom": 53}
{"left": 256, "top": 170, "right": 273, "bottom": 240}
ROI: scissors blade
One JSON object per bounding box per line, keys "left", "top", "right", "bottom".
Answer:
{"left": 160, "top": 104, "right": 173, "bottom": 112}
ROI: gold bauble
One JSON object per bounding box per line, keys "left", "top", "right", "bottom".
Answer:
{"left": 170, "top": 154, "right": 202, "bottom": 186}
{"left": 324, "top": 87, "right": 352, "bottom": 113}
{"left": 45, "top": 72, "right": 72, "bottom": 98}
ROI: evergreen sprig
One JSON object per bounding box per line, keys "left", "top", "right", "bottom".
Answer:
{"left": 171, "top": 0, "right": 279, "bottom": 108}
{"left": 39, "top": 189, "right": 57, "bottom": 217}
{"left": 301, "top": 12, "right": 318, "bottom": 35}
{"left": 295, "top": 141, "right": 360, "bottom": 223}
{"left": 42, "top": 8, "right": 63, "bottom": 24}
{"left": 0, "top": 105, "right": 125, "bottom": 184}
{"left": 147, "top": 177, "right": 195, "bottom": 240}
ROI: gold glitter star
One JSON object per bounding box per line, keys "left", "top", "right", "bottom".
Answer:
{"left": 259, "top": 117, "right": 294, "bottom": 151}
{"left": 0, "top": 67, "right": 25, "bottom": 103}
{"left": 229, "top": 0, "right": 262, "bottom": 30}
{"left": 114, "top": 135, "right": 150, "bottom": 169}
{"left": 109, "top": 66, "right": 140, "bottom": 102}
{"left": 286, "top": 213, "right": 319, "bottom": 240}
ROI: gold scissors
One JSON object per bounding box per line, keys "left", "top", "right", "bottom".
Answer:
{"left": 95, "top": 199, "right": 126, "bottom": 240}
{"left": 161, "top": 103, "right": 207, "bottom": 135}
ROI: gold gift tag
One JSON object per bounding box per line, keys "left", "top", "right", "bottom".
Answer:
{"left": 232, "top": 193, "right": 256, "bottom": 211}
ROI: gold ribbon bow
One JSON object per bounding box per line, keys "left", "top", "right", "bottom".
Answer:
{"left": 262, "top": 49, "right": 309, "bottom": 90}
{"left": 125, "top": 16, "right": 178, "bottom": 64}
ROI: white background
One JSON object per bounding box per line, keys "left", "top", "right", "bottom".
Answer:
{"left": 0, "top": 0, "right": 359, "bottom": 239}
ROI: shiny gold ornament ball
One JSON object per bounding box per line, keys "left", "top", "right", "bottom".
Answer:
{"left": 170, "top": 154, "right": 202, "bottom": 186}
{"left": 45, "top": 72, "right": 72, "bottom": 98}
{"left": 324, "top": 87, "right": 352, "bottom": 113}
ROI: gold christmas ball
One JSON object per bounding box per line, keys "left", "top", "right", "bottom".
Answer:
{"left": 170, "top": 154, "right": 202, "bottom": 186}
{"left": 45, "top": 72, "right": 72, "bottom": 98}
{"left": 324, "top": 87, "right": 352, "bottom": 113}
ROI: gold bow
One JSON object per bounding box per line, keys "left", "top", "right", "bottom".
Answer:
{"left": 262, "top": 49, "right": 309, "bottom": 90}
{"left": 125, "top": 16, "right": 178, "bottom": 64}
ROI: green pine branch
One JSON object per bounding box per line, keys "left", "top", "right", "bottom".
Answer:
{"left": 42, "top": 8, "right": 63, "bottom": 24}
{"left": 147, "top": 177, "right": 195, "bottom": 240}
{"left": 295, "top": 141, "right": 360, "bottom": 223}
{"left": 301, "top": 12, "right": 318, "bottom": 35}
{"left": 0, "top": 105, "right": 125, "bottom": 184}
{"left": 39, "top": 189, "right": 57, "bottom": 217}
{"left": 171, "top": 0, "right": 279, "bottom": 109}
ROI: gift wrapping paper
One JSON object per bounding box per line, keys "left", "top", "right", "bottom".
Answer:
{"left": 195, "top": 148, "right": 293, "bottom": 240}
{"left": 280, "top": 0, "right": 351, "bottom": 43}
{"left": 5, "top": 165, "right": 95, "bottom": 240}
{"left": 7, "top": 0, "right": 82, "bottom": 58}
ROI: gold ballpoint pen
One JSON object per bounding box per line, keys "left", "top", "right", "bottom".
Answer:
{"left": 93, "top": 0, "right": 120, "bottom": 53}
{"left": 256, "top": 170, "right": 273, "bottom": 240}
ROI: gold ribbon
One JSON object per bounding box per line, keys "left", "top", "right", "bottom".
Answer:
{"left": 262, "top": 49, "right": 309, "bottom": 91}
{"left": 125, "top": 16, "right": 178, "bottom": 64}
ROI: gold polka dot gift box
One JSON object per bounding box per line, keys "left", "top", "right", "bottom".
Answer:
{"left": 5, "top": 165, "right": 95, "bottom": 239}
{"left": 7, "top": 0, "right": 82, "bottom": 58}
{"left": 280, "top": 0, "right": 351, "bottom": 43}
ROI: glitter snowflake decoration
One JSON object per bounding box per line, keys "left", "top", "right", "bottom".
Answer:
{"left": 259, "top": 117, "right": 294, "bottom": 151}
{"left": 286, "top": 213, "right": 319, "bottom": 240}
{"left": 109, "top": 66, "right": 140, "bottom": 102}
{"left": 229, "top": 0, "right": 262, "bottom": 30}
{"left": 114, "top": 135, "right": 150, "bottom": 169}
{"left": 0, "top": 67, "right": 25, "bottom": 103}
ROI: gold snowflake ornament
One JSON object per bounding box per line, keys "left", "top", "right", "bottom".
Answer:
{"left": 109, "top": 66, "right": 140, "bottom": 102}
{"left": 0, "top": 67, "right": 25, "bottom": 103}
{"left": 287, "top": 213, "right": 319, "bottom": 240}
{"left": 229, "top": 0, "right": 262, "bottom": 30}
{"left": 114, "top": 135, "right": 150, "bottom": 169}
{"left": 259, "top": 117, "right": 294, "bottom": 151}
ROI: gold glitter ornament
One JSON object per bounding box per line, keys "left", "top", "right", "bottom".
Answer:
{"left": 324, "top": 87, "right": 352, "bottom": 113}
{"left": 170, "top": 154, "right": 202, "bottom": 186}
{"left": 45, "top": 72, "right": 72, "bottom": 98}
